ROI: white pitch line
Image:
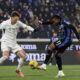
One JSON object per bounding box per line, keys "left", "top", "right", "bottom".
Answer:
{"left": 64, "top": 70, "right": 80, "bottom": 71}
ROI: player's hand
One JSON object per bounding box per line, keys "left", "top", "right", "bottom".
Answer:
{"left": 34, "top": 27, "right": 39, "bottom": 32}
{"left": 38, "top": 21, "right": 43, "bottom": 24}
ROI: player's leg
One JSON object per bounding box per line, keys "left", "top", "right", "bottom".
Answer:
{"left": 38, "top": 48, "right": 52, "bottom": 70}
{"left": 0, "top": 51, "right": 9, "bottom": 64}
{"left": 0, "top": 42, "right": 10, "bottom": 64}
{"left": 16, "top": 50, "right": 26, "bottom": 71}
{"left": 55, "top": 53, "right": 65, "bottom": 77}
{"left": 16, "top": 50, "right": 26, "bottom": 78}
{"left": 55, "top": 41, "right": 71, "bottom": 77}
{"left": 38, "top": 42, "right": 55, "bottom": 70}
{"left": 12, "top": 44, "right": 26, "bottom": 77}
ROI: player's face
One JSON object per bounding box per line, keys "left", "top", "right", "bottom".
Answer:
{"left": 51, "top": 18, "right": 60, "bottom": 26}
{"left": 11, "top": 16, "right": 20, "bottom": 25}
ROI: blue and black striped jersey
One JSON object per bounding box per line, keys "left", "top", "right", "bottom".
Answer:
{"left": 57, "top": 21, "right": 79, "bottom": 48}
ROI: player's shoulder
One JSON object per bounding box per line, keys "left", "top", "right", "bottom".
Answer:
{"left": 17, "top": 20, "right": 22, "bottom": 24}
{"left": 1, "top": 19, "right": 10, "bottom": 25}
{"left": 61, "top": 20, "right": 71, "bottom": 28}
{"left": 62, "top": 20, "right": 71, "bottom": 25}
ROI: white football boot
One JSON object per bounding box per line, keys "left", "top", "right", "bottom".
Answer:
{"left": 37, "top": 64, "right": 47, "bottom": 70}
{"left": 56, "top": 70, "right": 65, "bottom": 78}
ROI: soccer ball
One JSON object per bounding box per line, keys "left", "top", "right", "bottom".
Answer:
{"left": 29, "top": 60, "right": 38, "bottom": 69}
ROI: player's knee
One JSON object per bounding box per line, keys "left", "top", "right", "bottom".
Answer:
{"left": 21, "top": 51, "right": 26, "bottom": 59}
{"left": 2, "top": 51, "right": 10, "bottom": 59}
{"left": 22, "top": 54, "right": 26, "bottom": 60}
{"left": 47, "top": 44, "right": 52, "bottom": 51}
{"left": 3, "top": 56, "right": 9, "bottom": 60}
{"left": 17, "top": 50, "right": 26, "bottom": 59}
{"left": 46, "top": 47, "right": 52, "bottom": 54}
{"left": 48, "top": 43, "right": 55, "bottom": 50}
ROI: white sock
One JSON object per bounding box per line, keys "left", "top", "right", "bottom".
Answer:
{"left": 0, "top": 56, "right": 8, "bottom": 64}
{"left": 17, "top": 58, "right": 24, "bottom": 71}
{"left": 59, "top": 70, "right": 63, "bottom": 72}
{"left": 58, "top": 70, "right": 63, "bottom": 73}
{"left": 42, "top": 63, "right": 46, "bottom": 66}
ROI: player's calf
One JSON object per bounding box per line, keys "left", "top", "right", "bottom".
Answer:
{"left": 0, "top": 56, "right": 8, "bottom": 64}
{"left": 0, "top": 51, "right": 9, "bottom": 64}
{"left": 16, "top": 50, "right": 26, "bottom": 77}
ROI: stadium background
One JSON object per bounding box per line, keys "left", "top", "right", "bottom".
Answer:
{"left": 0, "top": 0, "right": 80, "bottom": 65}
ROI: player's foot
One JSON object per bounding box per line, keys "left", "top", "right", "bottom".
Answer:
{"left": 16, "top": 70, "right": 24, "bottom": 78}
{"left": 37, "top": 64, "right": 46, "bottom": 70}
{"left": 56, "top": 70, "right": 65, "bottom": 78}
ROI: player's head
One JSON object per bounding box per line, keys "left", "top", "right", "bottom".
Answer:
{"left": 11, "top": 11, "right": 21, "bottom": 24}
{"left": 50, "top": 15, "right": 61, "bottom": 26}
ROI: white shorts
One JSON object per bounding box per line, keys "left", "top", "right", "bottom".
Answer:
{"left": 1, "top": 41, "right": 22, "bottom": 53}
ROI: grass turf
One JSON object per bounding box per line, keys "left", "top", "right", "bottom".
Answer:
{"left": 0, "top": 65, "right": 80, "bottom": 80}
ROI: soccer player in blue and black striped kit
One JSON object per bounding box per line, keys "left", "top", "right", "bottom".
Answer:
{"left": 38, "top": 15, "right": 80, "bottom": 77}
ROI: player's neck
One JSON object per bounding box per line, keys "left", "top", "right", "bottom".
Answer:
{"left": 11, "top": 22, "right": 16, "bottom": 25}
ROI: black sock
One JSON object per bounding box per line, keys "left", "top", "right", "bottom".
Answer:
{"left": 55, "top": 54, "right": 62, "bottom": 70}
{"left": 44, "top": 49, "right": 52, "bottom": 64}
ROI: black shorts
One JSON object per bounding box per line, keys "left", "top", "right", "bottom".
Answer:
{"left": 49, "top": 40, "right": 72, "bottom": 53}
{"left": 55, "top": 43, "right": 71, "bottom": 53}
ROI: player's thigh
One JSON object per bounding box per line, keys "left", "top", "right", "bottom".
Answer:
{"left": 48, "top": 42, "right": 55, "bottom": 49}
{"left": 58, "top": 43, "right": 71, "bottom": 54}
{"left": 1, "top": 42, "right": 10, "bottom": 57}
{"left": 12, "top": 44, "right": 26, "bottom": 58}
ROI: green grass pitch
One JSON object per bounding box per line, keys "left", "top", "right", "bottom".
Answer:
{"left": 0, "top": 65, "right": 80, "bottom": 80}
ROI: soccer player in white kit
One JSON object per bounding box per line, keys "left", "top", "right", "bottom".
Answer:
{"left": 0, "top": 11, "right": 34, "bottom": 77}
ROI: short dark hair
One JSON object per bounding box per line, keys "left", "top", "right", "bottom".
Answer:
{"left": 11, "top": 11, "right": 21, "bottom": 17}
{"left": 51, "top": 15, "right": 61, "bottom": 20}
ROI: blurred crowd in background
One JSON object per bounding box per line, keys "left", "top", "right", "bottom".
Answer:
{"left": 0, "top": 0, "right": 80, "bottom": 38}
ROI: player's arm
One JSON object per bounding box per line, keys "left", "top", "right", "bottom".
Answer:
{"left": 69, "top": 24, "right": 80, "bottom": 40}
{"left": 18, "top": 21, "right": 40, "bottom": 32}
{"left": 42, "top": 21, "right": 52, "bottom": 25}
{"left": 18, "top": 21, "right": 34, "bottom": 32}
{"left": 38, "top": 20, "right": 52, "bottom": 25}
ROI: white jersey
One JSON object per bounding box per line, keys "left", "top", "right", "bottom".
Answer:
{"left": 0, "top": 18, "right": 34, "bottom": 44}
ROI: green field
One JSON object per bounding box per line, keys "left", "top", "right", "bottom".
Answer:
{"left": 0, "top": 65, "right": 80, "bottom": 80}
